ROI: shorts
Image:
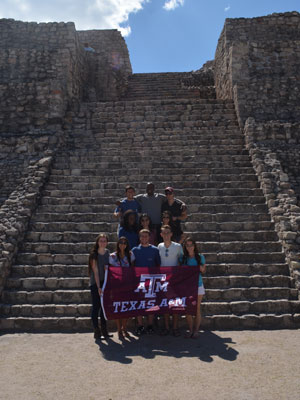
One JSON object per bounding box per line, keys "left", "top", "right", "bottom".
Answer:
{"left": 198, "top": 284, "right": 205, "bottom": 295}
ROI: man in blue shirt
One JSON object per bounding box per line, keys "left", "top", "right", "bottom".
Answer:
{"left": 132, "top": 229, "right": 161, "bottom": 335}
{"left": 114, "top": 185, "right": 141, "bottom": 227}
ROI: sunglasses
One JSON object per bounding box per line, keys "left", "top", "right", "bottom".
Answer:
{"left": 119, "top": 241, "right": 127, "bottom": 245}
{"left": 141, "top": 218, "right": 149, "bottom": 222}
{"left": 185, "top": 243, "right": 194, "bottom": 248}
{"left": 165, "top": 248, "right": 169, "bottom": 257}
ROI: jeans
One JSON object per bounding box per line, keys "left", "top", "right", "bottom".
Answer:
{"left": 90, "top": 283, "right": 106, "bottom": 329}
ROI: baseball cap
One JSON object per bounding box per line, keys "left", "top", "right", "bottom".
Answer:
{"left": 165, "top": 186, "right": 174, "bottom": 193}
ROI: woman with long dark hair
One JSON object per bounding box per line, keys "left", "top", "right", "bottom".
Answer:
{"left": 180, "top": 237, "right": 206, "bottom": 338}
{"left": 139, "top": 213, "right": 157, "bottom": 245}
{"left": 118, "top": 209, "right": 139, "bottom": 249}
{"left": 109, "top": 236, "right": 135, "bottom": 338}
{"left": 88, "top": 233, "right": 112, "bottom": 340}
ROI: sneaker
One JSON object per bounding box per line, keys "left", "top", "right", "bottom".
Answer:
{"left": 135, "top": 325, "right": 145, "bottom": 336}
{"left": 93, "top": 327, "right": 101, "bottom": 340}
{"left": 146, "top": 325, "right": 155, "bottom": 335}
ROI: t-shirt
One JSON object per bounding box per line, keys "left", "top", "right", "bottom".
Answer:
{"left": 118, "top": 227, "right": 139, "bottom": 250}
{"left": 135, "top": 193, "right": 166, "bottom": 225}
{"left": 158, "top": 241, "right": 183, "bottom": 266}
{"left": 161, "top": 199, "right": 184, "bottom": 237}
{"left": 115, "top": 199, "right": 141, "bottom": 219}
{"left": 109, "top": 252, "right": 135, "bottom": 267}
{"left": 132, "top": 244, "right": 161, "bottom": 267}
{"left": 179, "top": 253, "right": 206, "bottom": 286}
{"left": 89, "top": 249, "right": 110, "bottom": 286}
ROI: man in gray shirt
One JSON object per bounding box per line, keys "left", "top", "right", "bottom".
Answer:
{"left": 135, "top": 182, "right": 166, "bottom": 225}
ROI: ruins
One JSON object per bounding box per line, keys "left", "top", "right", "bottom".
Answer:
{"left": 0, "top": 12, "right": 299, "bottom": 331}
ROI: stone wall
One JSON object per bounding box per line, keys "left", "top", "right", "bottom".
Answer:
{"left": 214, "top": 12, "right": 300, "bottom": 127}
{"left": 214, "top": 12, "right": 300, "bottom": 293}
{"left": 78, "top": 30, "right": 132, "bottom": 101}
{"left": 245, "top": 119, "right": 300, "bottom": 290}
{"left": 0, "top": 19, "right": 132, "bottom": 205}
{"left": 0, "top": 19, "right": 87, "bottom": 133}
{"left": 0, "top": 156, "right": 52, "bottom": 296}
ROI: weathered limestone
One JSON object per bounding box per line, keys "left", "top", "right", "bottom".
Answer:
{"left": 1, "top": 13, "right": 300, "bottom": 332}
{"left": 0, "top": 156, "right": 52, "bottom": 297}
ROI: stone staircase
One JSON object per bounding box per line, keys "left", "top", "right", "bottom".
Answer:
{"left": 1, "top": 73, "right": 300, "bottom": 332}
{"left": 123, "top": 72, "right": 215, "bottom": 100}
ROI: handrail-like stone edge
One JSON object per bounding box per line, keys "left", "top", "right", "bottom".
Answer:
{"left": 0, "top": 156, "right": 53, "bottom": 297}
{"left": 245, "top": 118, "right": 300, "bottom": 294}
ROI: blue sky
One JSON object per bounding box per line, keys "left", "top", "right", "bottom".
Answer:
{"left": 1, "top": 0, "right": 299, "bottom": 73}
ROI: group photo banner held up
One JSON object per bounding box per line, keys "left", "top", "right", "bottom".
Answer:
{"left": 101, "top": 266, "right": 199, "bottom": 320}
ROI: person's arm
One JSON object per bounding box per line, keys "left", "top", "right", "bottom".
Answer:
{"left": 91, "top": 259, "right": 102, "bottom": 295}
{"left": 156, "top": 249, "right": 161, "bottom": 266}
{"left": 200, "top": 254, "right": 206, "bottom": 274}
{"left": 173, "top": 201, "right": 187, "bottom": 222}
{"left": 114, "top": 205, "right": 121, "bottom": 218}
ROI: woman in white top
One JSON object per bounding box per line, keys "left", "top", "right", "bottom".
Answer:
{"left": 109, "top": 236, "right": 135, "bottom": 338}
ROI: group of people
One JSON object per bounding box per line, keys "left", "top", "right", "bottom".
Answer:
{"left": 88, "top": 183, "right": 206, "bottom": 340}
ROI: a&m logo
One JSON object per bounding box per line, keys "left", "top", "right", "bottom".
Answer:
{"left": 134, "top": 274, "right": 169, "bottom": 298}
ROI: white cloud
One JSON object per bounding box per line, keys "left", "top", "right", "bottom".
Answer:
{"left": 163, "top": 0, "right": 184, "bottom": 11}
{"left": 0, "top": 0, "right": 149, "bottom": 36}
{"left": 224, "top": 5, "right": 230, "bottom": 12}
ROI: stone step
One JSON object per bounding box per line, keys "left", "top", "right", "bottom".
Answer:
{"left": 83, "top": 97, "right": 234, "bottom": 107}
{"left": 20, "top": 241, "right": 283, "bottom": 255}
{"left": 39, "top": 195, "right": 266, "bottom": 208}
{"left": 49, "top": 166, "right": 255, "bottom": 177}
{"left": 4, "top": 275, "right": 292, "bottom": 292}
{"left": 43, "top": 183, "right": 261, "bottom": 196}
{"left": 1, "top": 287, "right": 297, "bottom": 306}
{"left": 40, "top": 188, "right": 265, "bottom": 202}
{"left": 28, "top": 220, "right": 275, "bottom": 233}
{"left": 61, "top": 144, "right": 246, "bottom": 152}
{"left": 77, "top": 130, "right": 243, "bottom": 139}
{"left": 11, "top": 263, "right": 290, "bottom": 278}
{"left": 1, "top": 313, "right": 299, "bottom": 332}
{"left": 30, "top": 213, "right": 271, "bottom": 226}
{"left": 53, "top": 158, "right": 253, "bottom": 168}
{"left": 33, "top": 203, "right": 268, "bottom": 219}
{"left": 91, "top": 119, "right": 239, "bottom": 129}
{"left": 55, "top": 148, "right": 251, "bottom": 159}
{"left": 25, "top": 230, "right": 279, "bottom": 244}
{"left": 16, "top": 252, "right": 286, "bottom": 265}
{"left": 2, "top": 299, "right": 299, "bottom": 320}
{"left": 91, "top": 109, "right": 237, "bottom": 119}
{"left": 46, "top": 173, "right": 258, "bottom": 183}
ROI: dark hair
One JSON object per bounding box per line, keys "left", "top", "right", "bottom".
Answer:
{"left": 88, "top": 233, "right": 108, "bottom": 276}
{"left": 121, "top": 210, "right": 138, "bottom": 232}
{"left": 125, "top": 185, "right": 135, "bottom": 192}
{"left": 161, "top": 210, "right": 175, "bottom": 232}
{"left": 180, "top": 237, "right": 202, "bottom": 266}
{"left": 115, "top": 236, "right": 133, "bottom": 266}
{"left": 139, "top": 213, "right": 153, "bottom": 232}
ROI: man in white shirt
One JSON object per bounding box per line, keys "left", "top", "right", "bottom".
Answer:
{"left": 158, "top": 225, "right": 183, "bottom": 336}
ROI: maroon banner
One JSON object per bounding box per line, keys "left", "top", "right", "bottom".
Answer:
{"left": 101, "top": 266, "right": 199, "bottom": 320}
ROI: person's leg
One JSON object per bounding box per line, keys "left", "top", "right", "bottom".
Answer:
{"left": 146, "top": 314, "right": 155, "bottom": 333}
{"left": 122, "top": 318, "right": 129, "bottom": 335}
{"left": 160, "top": 313, "right": 170, "bottom": 335}
{"left": 136, "top": 316, "right": 145, "bottom": 335}
{"left": 116, "top": 319, "right": 122, "bottom": 334}
{"left": 185, "top": 314, "right": 194, "bottom": 338}
{"left": 90, "top": 284, "right": 101, "bottom": 338}
{"left": 193, "top": 294, "right": 203, "bottom": 338}
{"left": 172, "top": 314, "right": 180, "bottom": 336}
{"left": 99, "top": 280, "right": 112, "bottom": 338}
